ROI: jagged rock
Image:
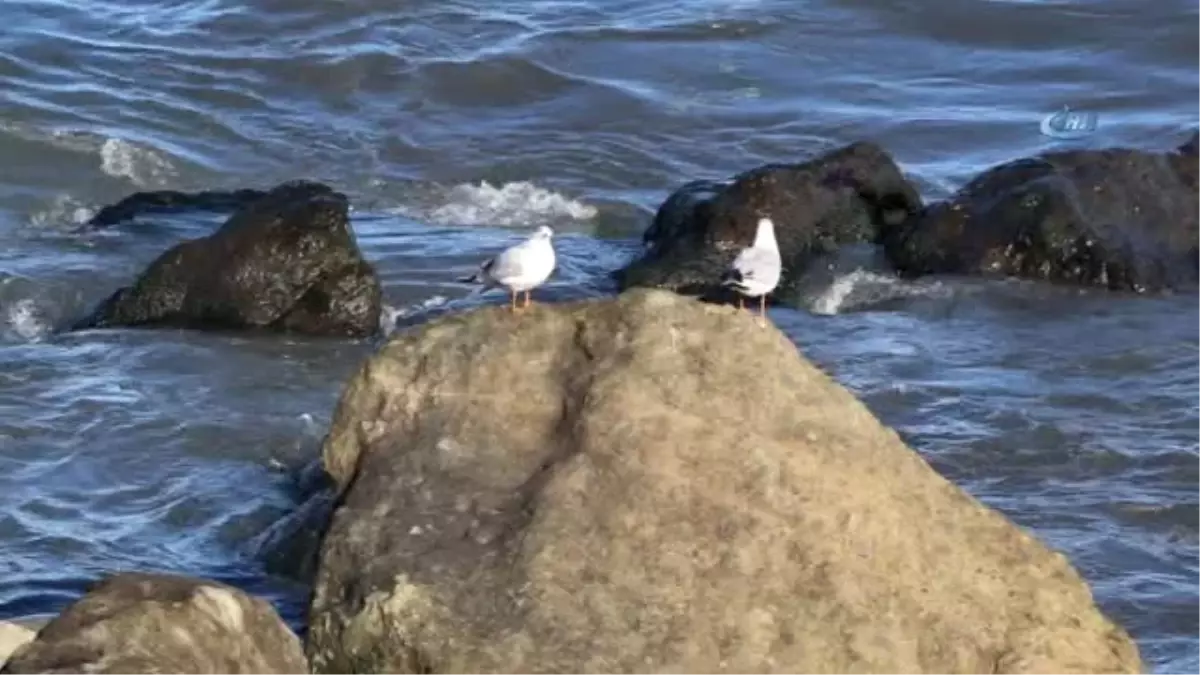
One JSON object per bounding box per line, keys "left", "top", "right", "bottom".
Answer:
{"left": 306, "top": 289, "right": 1141, "bottom": 674}
{"left": 1, "top": 572, "right": 307, "bottom": 674}
{"left": 880, "top": 134, "right": 1199, "bottom": 292}
{"left": 616, "top": 142, "right": 923, "bottom": 302}
{"left": 73, "top": 180, "right": 382, "bottom": 337}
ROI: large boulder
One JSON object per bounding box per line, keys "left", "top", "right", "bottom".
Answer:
{"left": 73, "top": 180, "right": 382, "bottom": 336}
{"left": 615, "top": 142, "right": 922, "bottom": 301}
{"left": 1, "top": 572, "right": 307, "bottom": 674}
{"left": 880, "top": 133, "right": 1199, "bottom": 292}
{"left": 306, "top": 289, "right": 1140, "bottom": 673}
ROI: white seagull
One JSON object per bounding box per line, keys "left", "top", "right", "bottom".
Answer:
{"left": 720, "top": 216, "right": 782, "bottom": 323}
{"left": 459, "top": 225, "right": 557, "bottom": 311}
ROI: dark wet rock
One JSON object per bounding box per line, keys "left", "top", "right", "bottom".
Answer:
{"left": 1179, "top": 130, "right": 1198, "bottom": 157}
{"left": 73, "top": 180, "right": 382, "bottom": 337}
{"left": 880, "top": 135, "right": 1200, "bottom": 292}
{"left": 252, "top": 459, "right": 338, "bottom": 583}
{"left": 616, "top": 142, "right": 923, "bottom": 301}
{"left": 0, "top": 572, "right": 307, "bottom": 674}
{"left": 306, "top": 289, "right": 1140, "bottom": 674}
{"left": 86, "top": 188, "right": 268, "bottom": 228}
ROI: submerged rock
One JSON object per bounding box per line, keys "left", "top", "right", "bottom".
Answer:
{"left": 0, "top": 572, "right": 307, "bottom": 674}
{"left": 306, "top": 288, "right": 1140, "bottom": 673}
{"left": 85, "top": 188, "right": 268, "bottom": 228}
{"left": 881, "top": 133, "right": 1199, "bottom": 292}
{"left": 73, "top": 180, "right": 382, "bottom": 336}
{"left": 616, "top": 142, "right": 922, "bottom": 301}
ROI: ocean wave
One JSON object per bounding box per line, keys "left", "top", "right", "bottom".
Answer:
{"left": 0, "top": 122, "right": 181, "bottom": 191}
{"left": 808, "top": 269, "right": 953, "bottom": 316}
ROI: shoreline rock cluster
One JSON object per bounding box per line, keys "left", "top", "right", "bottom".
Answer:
{"left": 6, "top": 135, "right": 1188, "bottom": 672}
{"left": 6, "top": 290, "right": 1145, "bottom": 672}
{"left": 619, "top": 132, "right": 1197, "bottom": 302}
{"left": 61, "top": 132, "right": 1197, "bottom": 340}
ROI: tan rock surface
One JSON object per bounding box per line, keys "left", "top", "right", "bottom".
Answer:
{"left": 0, "top": 623, "right": 34, "bottom": 671}
{"left": 307, "top": 288, "right": 1141, "bottom": 674}
{"left": 1, "top": 572, "right": 308, "bottom": 674}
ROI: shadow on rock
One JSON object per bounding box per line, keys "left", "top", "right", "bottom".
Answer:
{"left": 615, "top": 141, "right": 923, "bottom": 304}
{"left": 305, "top": 289, "right": 1141, "bottom": 674}
{"left": 881, "top": 131, "right": 1199, "bottom": 292}
{"left": 71, "top": 181, "right": 383, "bottom": 337}
{"left": 0, "top": 572, "right": 307, "bottom": 674}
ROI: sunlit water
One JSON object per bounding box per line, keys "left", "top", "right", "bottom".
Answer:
{"left": 0, "top": 0, "right": 1196, "bottom": 669}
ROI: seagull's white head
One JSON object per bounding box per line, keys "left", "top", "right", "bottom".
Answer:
{"left": 753, "top": 217, "right": 777, "bottom": 249}
{"left": 533, "top": 225, "right": 555, "bottom": 239}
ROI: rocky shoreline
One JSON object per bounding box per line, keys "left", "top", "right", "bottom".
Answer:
{"left": 1, "top": 291, "right": 1146, "bottom": 673}
{"left": 54, "top": 131, "right": 1198, "bottom": 342}
{"left": 4, "top": 134, "right": 1193, "bottom": 673}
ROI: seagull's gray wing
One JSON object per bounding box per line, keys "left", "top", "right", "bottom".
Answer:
{"left": 732, "top": 247, "right": 777, "bottom": 278}
{"left": 485, "top": 243, "right": 531, "bottom": 283}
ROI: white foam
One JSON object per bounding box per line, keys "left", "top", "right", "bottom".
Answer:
{"left": 808, "top": 269, "right": 949, "bottom": 316}
{"left": 99, "top": 137, "right": 177, "bottom": 189}
{"left": 379, "top": 304, "right": 404, "bottom": 336}
{"left": 380, "top": 296, "right": 450, "bottom": 336}
{"left": 811, "top": 270, "right": 882, "bottom": 315}
{"left": 406, "top": 181, "right": 598, "bottom": 227}
{"left": 4, "top": 298, "right": 50, "bottom": 342}
{"left": 27, "top": 194, "right": 96, "bottom": 231}
{"left": 297, "top": 413, "right": 321, "bottom": 438}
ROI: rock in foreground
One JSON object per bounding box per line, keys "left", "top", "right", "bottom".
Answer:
{"left": 881, "top": 134, "right": 1199, "bottom": 292}
{"left": 74, "top": 180, "right": 382, "bottom": 336}
{"left": 307, "top": 289, "right": 1140, "bottom": 673}
{"left": 1, "top": 573, "right": 307, "bottom": 674}
{"left": 616, "top": 142, "right": 922, "bottom": 300}
{"left": 0, "top": 623, "right": 34, "bottom": 671}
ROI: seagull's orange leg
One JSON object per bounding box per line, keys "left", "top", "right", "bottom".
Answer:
{"left": 738, "top": 296, "right": 745, "bottom": 310}
{"left": 524, "top": 291, "right": 532, "bottom": 308}
{"left": 760, "top": 294, "right": 767, "bottom": 317}
{"left": 510, "top": 290, "right": 517, "bottom": 312}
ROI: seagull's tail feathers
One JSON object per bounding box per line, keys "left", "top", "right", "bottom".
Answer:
{"left": 458, "top": 269, "right": 496, "bottom": 296}
{"left": 459, "top": 257, "right": 498, "bottom": 287}
{"left": 720, "top": 268, "right": 747, "bottom": 291}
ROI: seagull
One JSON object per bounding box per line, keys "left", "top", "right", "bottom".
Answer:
{"left": 720, "top": 216, "right": 782, "bottom": 324}
{"left": 459, "top": 225, "right": 557, "bottom": 311}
